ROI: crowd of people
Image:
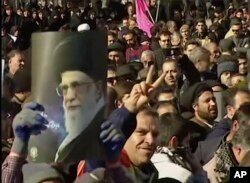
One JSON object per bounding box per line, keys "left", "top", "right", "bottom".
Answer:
{"left": 1, "top": 0, "right": 250, "bottom": 183}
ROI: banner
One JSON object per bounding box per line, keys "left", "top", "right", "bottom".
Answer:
{"left": 135, "top": 0, "right": 154, "bottom": 37}
{"left": 28, "top": 31, "right": 107, "bottom": 165}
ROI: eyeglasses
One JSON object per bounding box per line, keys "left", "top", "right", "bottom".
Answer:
{"left": 232, "top": 29, "right": 240, "bottom": 32}
{"left": 56, "top": 81, "right": 95, "bottom": 96}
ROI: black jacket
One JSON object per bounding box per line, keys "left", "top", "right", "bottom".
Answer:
{"left": 194, "top": 133, "right": 227, "bottom": 165}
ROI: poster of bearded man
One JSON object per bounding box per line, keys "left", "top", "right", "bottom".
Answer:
{"left": 28, "top": 31, "right": 107, "bottom": 165}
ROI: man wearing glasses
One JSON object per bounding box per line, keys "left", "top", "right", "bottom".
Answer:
{"left": 52, "top": 34, "right": 107, "bottom": 162}
{"left": 228, "top": 19, "right": 249, "bottom": 53}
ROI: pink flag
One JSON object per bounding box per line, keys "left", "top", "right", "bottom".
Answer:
{"left": 135, "top": 0, "right": 154, "bottom": 37}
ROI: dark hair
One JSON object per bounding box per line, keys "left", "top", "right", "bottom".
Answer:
{"left": 150, "top": 21, "right": 165, "bottom": 37}
{"left": 156, "top": 101, "right": 177, "bottom": 114}
{"left": 6, "top": 49, "right": 23, "bottom": 60}
{"left": 195, "top": 18, "right": 206, "bottom": 25}
{"left": 184, "top": 40, "right": 200, "bottom": 50}
{"left": 235, "top": 9, "right": 243, "bottom": 14}
{"left": 138, "top": 106, "right": 159, "bottom": 119}
{"left": 222, "top": 88, "right": 249, "bottom": 107}
{"left": 114, "top": 80, "right": 134, "bottom": 100}
{"left": 237, "top": 52, "right": 246, "bottom": 59}
{"left": 107, "top": 31, "right": 117, "bottom": 38}
{"left": 158, "top": 113, "right": 190, "bottom": 146}
{"left": 159, "top": 30, "right": 171, "bottom": 37}
{"left": 232, "top": 102, "right": 250, "bottom": 125}
{"left": 154, "top": 86, "right": 175, "bottom": 101}
{"left": 124, "top": 29, "right": 136, "bottom": 37}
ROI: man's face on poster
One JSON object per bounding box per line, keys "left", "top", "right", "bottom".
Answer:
{"left": 56, "top": 71, "right": 100, "bottom": 134}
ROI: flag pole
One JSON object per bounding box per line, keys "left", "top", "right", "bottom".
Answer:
{"left": 155, "top": 0, "right": 160, "bottom": 23}
{"left": 146, "top": 2, "right": 155, "bottom": 24}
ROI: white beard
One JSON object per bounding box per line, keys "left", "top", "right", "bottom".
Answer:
{"left": 64, "top": 108, "right": 86, "bottom": 135}
{"left": 55, "top": 88, "right": 105, "bottom": 162}
{"left": 63, "top": 88, "right": 105, "bottom": 136}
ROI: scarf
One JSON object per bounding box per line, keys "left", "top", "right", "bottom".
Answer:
{"left": 214, "top": 141, "right": 239, "bottom": 182}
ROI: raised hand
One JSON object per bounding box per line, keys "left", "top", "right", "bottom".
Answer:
{"left": 124, "top": 65, "right": 166, "bottom": 112}
{"left": 99, "top": 120, "right": 125, "bottom": 163}
{"left": 11, "top": 102, "right": 48, "bottom": 155}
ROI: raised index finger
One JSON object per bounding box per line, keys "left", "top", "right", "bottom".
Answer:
{"left": 151, "top": 71, "right": 166, "bottom": 88}
{"left": 145, "top": 65, "right": 155, "bottom": 85}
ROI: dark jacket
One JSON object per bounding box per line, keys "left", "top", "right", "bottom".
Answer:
{"left": 134, "top": 162, "right": 158, "bottom": 183}
{"left": 228, "top": 35, "right": 250, "bottom": 53}
{"left": 188, "top": 116, "right": 213, "bottom": 152}
{"left": 154, "top": 48, "right": 165, "bottom": 70}
{"left": 206, "top": 117, "right": 232, "bottom": 140}
{"left": 194, "top": 133, "right": 227, "bottom": 165}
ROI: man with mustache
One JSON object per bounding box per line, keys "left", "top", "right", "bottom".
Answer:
{"left": 122, "top": 107, "right": 159, "bottom": 183}
{"left": 180, "top": 82, "right": 218, "bottom": 152}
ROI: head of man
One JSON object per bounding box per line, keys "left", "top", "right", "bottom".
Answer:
{"left": 128, "top": 17, "right": 137, "bottom": 30}
{"left": 231, "top": 103, "right": 250, "bottom": 163}
{"left": 203, "top": 42, "right": 221, "bottom": 64}
{"left": 156, "top": 87, "right": 175, "bottom": 102}
{"left": 181, "top": 83, "right": 218, "bottom": 123}
{"left": 195, "top": 19, "right": 206, "bottom": 34}
{"left": 184, "top": 40, "right": 200, "bottom": 57}
{"left": 192, "top": 87, "right": 218, "bottom": 123}
{"left": 124, "top": 30, "right": 137, "bottom": 48}
{"left": 22, "top": 162, "right": 65, "bottom": 183}
{"left": 217, "top": 60, "right": 239, "bottom": 88}
{"left": 124, "top": 107, "right": 159, "bottom": 167}
{"left": 7, "top": 49, "right": 25, "bottom": 77}
{"left": 158, "top": 113, "right": 190, "bottom": 149}
{"left": 230, "top": 74, "right": 247, "bottom": 88}
{"left": 158, "top": 30, "right": 171, "bottom": 49}
{"left": 188, "top": 46, "right": 211, "bottom": 73}
{"left": 156, "top": 101, "right": 177, "bottom": 116}
{"left": 171, "top": 32, "right": 182, "bottom": 47}
{"left": 222, "top": 88, "right": 250, "bottom": 119}
{"left": 231, "top": 22, "right": 242, "bottom": 38}
{"left": 166, "top": 21, "right": 177, "bottom": 34}
{"left": 219, "top": 39, "right": 235, "bottom": 55}
{"left": 5, "top": 5, "right": 12, "bottom": 16}
{"left": 108, "top": 42, "right": 125, "bottom": 66}
{"left": 232, "top": 126, "right": 250, "bottom": 164}
{"left": 107, "top": 65, "right": 116, "bottom": 87}
{"left": 235, "top": 9, "right": 243, "bottom": 19}
{"left": 122, "top": 18, "right": 129, "bottom": 27}
{"left": 113, "top": 80, "right": 134, "bottom": 108}
{"left": 162, "top": 60, "right": 181, "bottom": 88}
{"left": 57, "top": 71, "right": 102, "bottom": 134}
{"left": 126, "top": 2, "right": 134, "bottom": 16}
{"left": 180, "top": 24, "right": 190, "bottom": 40}
{"left": 237, "top": 53, "right": 248, "bottom": 75}
{"left": 107, "top": 31, "right": 117, "bottom": 46}
{"left": 53, "top": 33, "right": 106, "bottom": 135}
{"left": 140, "top": 50, "right": 155, "bottom": 69}
{"left": 150, "top": 0, "right": 157, "bottom": 6}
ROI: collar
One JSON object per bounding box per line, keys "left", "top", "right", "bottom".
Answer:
{"left": 191, "top": 116, "right": 213, "bottom": 129}
{"left": 8, "top": 34, "right": 17, "bottom": 42}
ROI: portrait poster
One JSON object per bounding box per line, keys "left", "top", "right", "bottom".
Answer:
{"left": 28, "top": 31, "right": 107, "bottom": 165}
